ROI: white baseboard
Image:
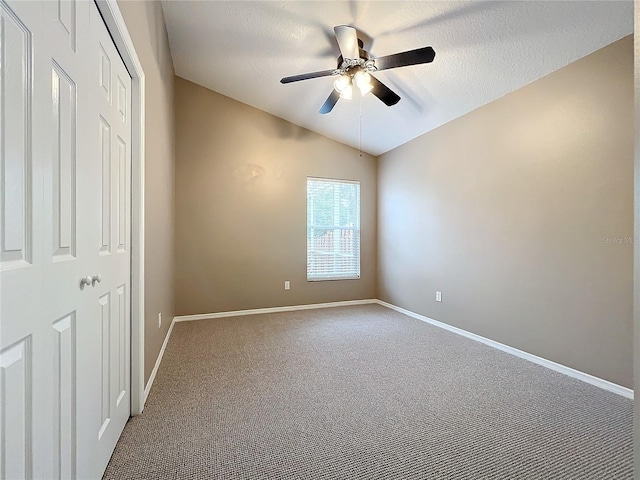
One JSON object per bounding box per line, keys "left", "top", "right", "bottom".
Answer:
{"left": 144, "top": 298, "right": 633, "bottom": 404}
{"left": 173, "top": 299, "right": 378, "bottom": 322}
{"left": 143, "top": 316, "right": 176, "bottom": 405}
{"left": 375, "top": 300, "right": 634, "bottom": 400}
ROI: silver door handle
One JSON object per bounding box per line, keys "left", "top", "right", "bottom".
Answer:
{"left": 92, "top": 274, "right": 102, "bottom": 286}
{"left": 80, "top": 276, "right": 92, "bottom": 289}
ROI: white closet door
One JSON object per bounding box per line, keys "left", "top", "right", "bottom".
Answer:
{"left": 0, "top": 1, "right": 132, "bottom": 478}
{"left": 75, "top": 3, "right": 132, "bottom": 478}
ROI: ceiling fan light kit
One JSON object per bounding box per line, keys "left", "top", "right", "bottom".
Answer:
{"left": 280, "top": 25, "right": 436, "bottom": 114}
{"left": 333, "top": 69, "right": 373, "bottom": 99}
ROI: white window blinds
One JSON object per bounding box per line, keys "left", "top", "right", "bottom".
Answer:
{"left": 307, "top": 177, "right": 361, "bottom": 281}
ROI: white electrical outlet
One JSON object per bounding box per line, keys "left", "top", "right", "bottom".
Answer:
{"left": 284, "top": 281, "right": 290, "bottom": 290}
{"left": 158, "top": 312, "right": 162, "bottom": 328}
{"left": 435, "top": 291, "right": 442, "bottom": 302}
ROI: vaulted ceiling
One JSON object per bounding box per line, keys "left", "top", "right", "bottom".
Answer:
{"left": 161, "top": 1, "right": 633, "bottom": 156}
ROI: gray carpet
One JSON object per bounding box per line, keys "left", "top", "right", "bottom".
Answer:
{"left": 104, "top": 304, "right": 633, "bottom": 479}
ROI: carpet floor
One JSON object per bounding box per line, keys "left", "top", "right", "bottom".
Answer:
{"left": 103, "top": 304, "right": 633, "bottom": 479}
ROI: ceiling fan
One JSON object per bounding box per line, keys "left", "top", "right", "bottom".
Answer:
{"left": 280, "top": 25, "right": 436, "bottom": 114}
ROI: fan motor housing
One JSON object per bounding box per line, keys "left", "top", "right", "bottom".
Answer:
{"left": 336, "top": 47, "right": 371, "bottom": 70}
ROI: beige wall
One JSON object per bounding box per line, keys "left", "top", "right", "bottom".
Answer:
{"left": 377, "top": 37, "right": 634, "bottom": 388}
{"left": 118, "top": 0, "right": 175, "bottom": 384}
{"left": 174, "top": 77, "right": 376, "bottom": 315}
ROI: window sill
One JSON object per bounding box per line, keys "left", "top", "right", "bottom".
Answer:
{"left": 307, "top": 276, "right": 360, "bottom": 282}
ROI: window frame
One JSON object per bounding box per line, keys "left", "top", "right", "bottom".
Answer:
{"left": 306, "top": 176, "right": 361, "bottom": 282}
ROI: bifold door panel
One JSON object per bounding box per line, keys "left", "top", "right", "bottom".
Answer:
{"left": 0, "top": 1, "right": 132, "bottom": 478}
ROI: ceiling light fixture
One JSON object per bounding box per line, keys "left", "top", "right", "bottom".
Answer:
{"left": 340, "top": 83, "right": 353, "bottom": 99}
{"left": 334, "top": 69, "right": 372, "bottom": 100}
{"left": 354, "top": 71, "right": 372, "bottom": 95}
{"left": 333, "top": 74, "right": 352, "bottom": 99}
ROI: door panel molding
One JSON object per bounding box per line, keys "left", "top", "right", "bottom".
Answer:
{"left": 51, "top": 61, "right": 77, "bottom": 262}
{"left": 54, "top": 0, "right": 76, "bottom": 51}
{"left": 0, "top": 2, "right": 33, "bottom": 270}
{"left": 98, "top": 293, "right": 111, "bottom": 440}
{"left": 0, "top": 336, "right": 33, "bottom": 480}
{"left": 52, "top": 312, "right": 76, "bottom": 480}
{"left": 99, "top": 116, "right": 112, "bottom": 256}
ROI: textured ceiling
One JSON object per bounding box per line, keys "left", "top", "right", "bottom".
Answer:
{"left": 161, "top": 1, "right": 633, "bottom": 156}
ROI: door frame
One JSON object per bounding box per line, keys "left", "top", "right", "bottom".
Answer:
{"left": 95, "top": 0, "right": 146, "bottom": 416}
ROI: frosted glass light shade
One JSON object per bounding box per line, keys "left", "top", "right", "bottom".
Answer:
{"left": 334, "top": 75, "right": 350, "bottom": 93}
{"left": 340, "top": 84, "right": 353, "bottom": 99}
{"left": 354, "top": 71, "right": 372, "bottom": 95}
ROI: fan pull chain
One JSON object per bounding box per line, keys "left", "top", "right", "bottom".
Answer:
{"left": 359, "top": 93, "right": 363, "bottom": 157}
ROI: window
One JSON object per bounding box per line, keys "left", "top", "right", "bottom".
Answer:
{"left": 307, "top": 177, "right": 360, "bottom": 281}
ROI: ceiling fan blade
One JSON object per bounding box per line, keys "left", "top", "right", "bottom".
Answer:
{"left": 334, "top": 25, "right": 359, "bottom": 60}
{"left": 281, "top": 70, "right": 337, "bottom": 84}
{"left": 369, "top": 75, "right": 401, "bottom": 106}
{"left": 373, "top": 46, "right": 436, "bottom": 71}
{"left": 320, "top": 89, "right": 341, "bottom": 114}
